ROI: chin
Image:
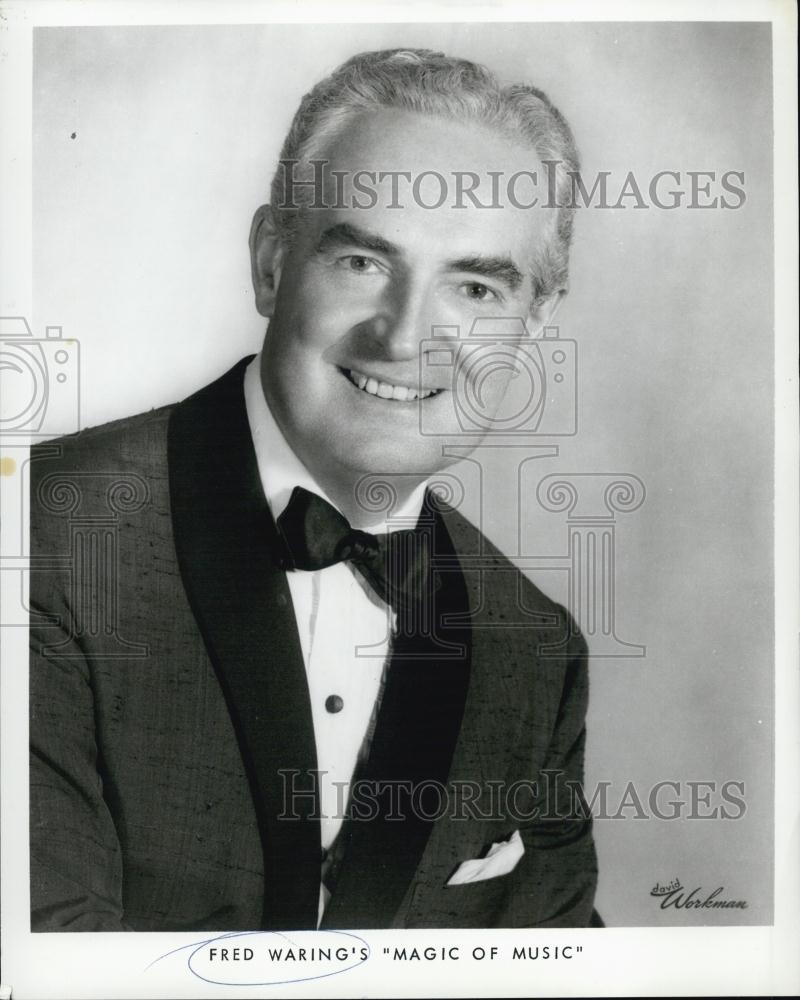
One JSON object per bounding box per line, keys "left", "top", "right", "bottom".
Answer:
{"left": 341, "top": 440, "right": 448, "bottom": 479}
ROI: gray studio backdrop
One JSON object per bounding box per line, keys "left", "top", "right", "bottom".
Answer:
{"left": 32, "top": 21, "right": 773, "bottom": 926}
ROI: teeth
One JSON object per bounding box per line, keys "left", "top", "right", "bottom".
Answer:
{"left": 346, "top": 369, "right": 439, "bottom": 401}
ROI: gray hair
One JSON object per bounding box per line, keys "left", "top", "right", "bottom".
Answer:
{"left": 270, "top": 48, "right": 580, "bottom": 301}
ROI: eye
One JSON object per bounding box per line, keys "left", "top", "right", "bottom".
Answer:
{"left": 340, "top": 254, "right": 381, "bottom": 274}
{"left": 461, "top": 281, "right": 498, "bottom": 302}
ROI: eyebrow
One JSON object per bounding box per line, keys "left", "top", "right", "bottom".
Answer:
{"left": 316, "top": 223, "right": 399, "bottom": 257}
{"left": 315, "top": 223, "right": 525, "bottom": 291}
{"left": 445, "top": 255, "right": 524, "bottom": 291}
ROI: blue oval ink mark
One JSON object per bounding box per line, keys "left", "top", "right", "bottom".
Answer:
{"left": 148, "top": 929, "right": 370, "bottom": 986}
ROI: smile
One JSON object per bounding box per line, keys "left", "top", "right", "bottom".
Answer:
{"left": 344, "top": 368, "right": 442, "bottom": 402}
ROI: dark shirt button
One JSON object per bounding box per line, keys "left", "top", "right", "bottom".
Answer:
{"left": 321, "top": 847, "right": 329, "bottom": 862}
{"left": 325, "top": 694, "right": 344, "bottom": 714}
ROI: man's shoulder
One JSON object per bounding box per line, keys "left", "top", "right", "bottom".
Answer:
{"left": 31, "top": 404, "right": 175, "bottom": 479}
{"left": 439, "top": 503, "right": 568, "bottom": 621}
{"left": 29, "top": 405, "right": 177, "bottom": 537}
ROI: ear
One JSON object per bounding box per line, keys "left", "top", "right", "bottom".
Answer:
{"left": 249, "top": 205, "right": 285, "bottom": 317}
{"left": 528, "top": 288, "right": 566, "bottom": 334}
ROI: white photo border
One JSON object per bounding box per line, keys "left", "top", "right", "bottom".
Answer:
{"left": 1, "top": 1, "right": 797, "bottom": 997}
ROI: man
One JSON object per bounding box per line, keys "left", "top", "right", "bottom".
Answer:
{"left": 29, "top": 48, "right": 598, "bottom": 931}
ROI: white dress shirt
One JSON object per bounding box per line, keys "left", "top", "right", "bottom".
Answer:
{"left": 243, "top": 354, "right": 427, "bottom": 921}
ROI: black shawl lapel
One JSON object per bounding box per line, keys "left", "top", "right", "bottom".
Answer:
{"left": 430, "top": 504, "right": 533, "bottom": 792}
{"left": 167, "top": 357, "right": 320, "bottom": 930}
{"left": 320, "top": 497, "right": 472, "bottom": 929}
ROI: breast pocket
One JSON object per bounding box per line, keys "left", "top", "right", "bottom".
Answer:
{"left": 406, "top": 866, "right": 517, "bottom": 929}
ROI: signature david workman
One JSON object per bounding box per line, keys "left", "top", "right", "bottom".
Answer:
{"left": 650, "top": 878, "right": 748, "bottom": 911}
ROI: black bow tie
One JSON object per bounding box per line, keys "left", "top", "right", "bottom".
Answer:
{"left": 275, "top": 486, "right": 431, "bottom": 614}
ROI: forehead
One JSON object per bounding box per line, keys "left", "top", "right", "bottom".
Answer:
{"left": 301, "top": 107, "right": 554, "bottom": 261}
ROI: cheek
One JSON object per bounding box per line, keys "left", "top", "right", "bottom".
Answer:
{"left": 274, "top": 271, "right": 368, "bottom": 357}
{"left": 267, "top": 303, "right": 337, "bottom": 372}
{"left": 454, "top": 350, "right": 519, "bottom": 415}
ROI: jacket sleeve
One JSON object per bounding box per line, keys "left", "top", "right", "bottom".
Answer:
{"left": 511, "top": 614, "right": 599, "bottom": 927}
{"left": 29, "top": 580, "right": 129, "bottom": 931}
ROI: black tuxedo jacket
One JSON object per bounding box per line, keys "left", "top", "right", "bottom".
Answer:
{"left": 29, "top": 357, "right": 598, "bottom": 931}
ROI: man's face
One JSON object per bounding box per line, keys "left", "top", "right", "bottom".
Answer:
{"left": 251, "top": 107, "right": 560, "bottom": 487}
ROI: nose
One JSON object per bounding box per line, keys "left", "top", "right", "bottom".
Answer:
{"left": 368, "top": 274, "right": 433, "bottom": 362}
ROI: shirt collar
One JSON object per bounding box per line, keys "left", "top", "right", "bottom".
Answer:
{"left": 244, "top": 353, "right": 428, "bottom": 532}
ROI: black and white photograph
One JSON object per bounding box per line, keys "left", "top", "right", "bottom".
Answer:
{"left": 0, "top": 1, "right": 797, "bottom": 997}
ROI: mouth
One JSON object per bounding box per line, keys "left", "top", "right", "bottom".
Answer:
{"left": 341, "top": 367, "right": 444, "bottom": 402}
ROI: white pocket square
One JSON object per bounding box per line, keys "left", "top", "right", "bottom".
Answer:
{"left": 446, "top": 830, "right": 524, "bottom": 886}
